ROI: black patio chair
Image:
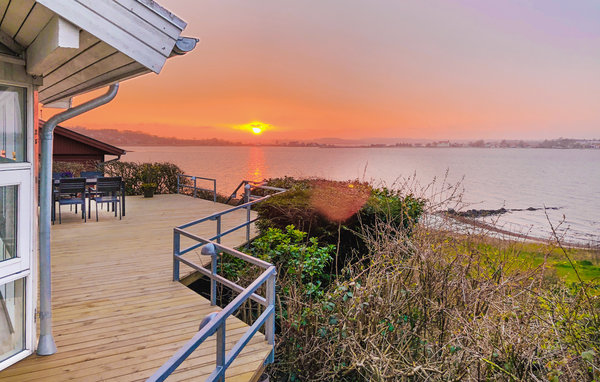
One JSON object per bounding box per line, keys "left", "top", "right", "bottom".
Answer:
{"left": 56, "top": 178, "right": 87, "bottom": 224}
{"left": 90, "top": 177, "right": 122, "bottom": 221}
{"left": 82, "top": 171, "right": 104, "bottom": 212}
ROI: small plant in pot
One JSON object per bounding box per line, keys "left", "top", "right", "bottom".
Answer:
{"left": 141, "top": 183, "right": 157, "bottom": 198}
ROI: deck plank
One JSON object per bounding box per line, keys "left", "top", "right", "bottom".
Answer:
{"left": 0, "top": 194, "right": 270, "bottom": 381}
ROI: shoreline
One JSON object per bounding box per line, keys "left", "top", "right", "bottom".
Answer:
{"left": 443, "top": 214, "right": 600, "bottom": 250}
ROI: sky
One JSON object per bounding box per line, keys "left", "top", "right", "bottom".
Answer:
{"left": 43, "top": 0, "right": 600, "bottom": 142}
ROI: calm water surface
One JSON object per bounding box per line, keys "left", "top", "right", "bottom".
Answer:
{"left": 123, "top": 146, "right": 600, "bottom": 246}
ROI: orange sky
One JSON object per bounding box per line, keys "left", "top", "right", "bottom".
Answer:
{"left": 44, "top": 0, "right": 600, "bottom": 142}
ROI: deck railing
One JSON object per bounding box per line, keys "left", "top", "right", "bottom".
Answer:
{"left": 176, "top": 174, "right": 217, "bottom": 202}
{"left": 148, "top": 182, "right": 286, "bottom": 381}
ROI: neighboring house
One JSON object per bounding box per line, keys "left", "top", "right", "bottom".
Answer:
{"left": 46, "top": 122, "right": 126, "bottom": 165}
{"left": 0, "top": 0, "right": 195, "bottom": 371}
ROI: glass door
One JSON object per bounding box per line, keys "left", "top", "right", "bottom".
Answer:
{"left": 0, "top": 83, "right": 34, "bottom": 369}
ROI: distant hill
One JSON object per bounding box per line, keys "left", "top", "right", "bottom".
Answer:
{"left": 68, "top": 127, "right": 242, "bottom": 147}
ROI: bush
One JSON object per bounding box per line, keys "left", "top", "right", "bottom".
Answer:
{"left": 255, "top": 177, "right": 425, "bottom": 269}
{"left": 52, "top": 161, "right": 89, "bottom": 177}
{"left": 258, "top": 215, "right": 600, "bottom": 382}
{"left": 99, "top": 161, "right": 184, "bottom": 195}
{"left": 251, "top": 226, "right": 335, "bottom": 299}
{"left": 222, "top": 225, "right": 335, "bottom": 296}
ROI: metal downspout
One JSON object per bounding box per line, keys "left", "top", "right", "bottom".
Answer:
{"left": 37, "top": 84, "right": 119, "bottom": 355}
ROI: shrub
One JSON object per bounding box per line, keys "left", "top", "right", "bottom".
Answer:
{"left": 255, "top": 177, "right": 425, "bottom": 269}
{"left": 52, "top": 161, "right": 88, "bottom": 177}
{"left": 251, "top": 225, "right": 335, "bottom": 298}
{"left": 99, "top": 161, "right": 184, "bottom": 195}
{"left": 268, "top": 221, "right": 600, "bottom": 381}
{"left": 222, "top": 225, "right": 335, "bottom": 298}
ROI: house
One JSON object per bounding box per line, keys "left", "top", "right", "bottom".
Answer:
{"left": 0, "top": 0, "right": 196, "bottom": 372}
{"left": 38, "top": 121, "right": 126, "bottom": 166}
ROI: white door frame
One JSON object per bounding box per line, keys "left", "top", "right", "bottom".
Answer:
{"left": 0, "top": 73, "right": 36, "bottom": 370}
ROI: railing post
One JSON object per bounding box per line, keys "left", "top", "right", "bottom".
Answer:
{"left": 193, "top": 176, "right": 197, "bottom": 198}
{"left": 176, "top": 174, "right": 180, "bottom": 194}
{"left": 213, "top": 180, "right": 217, "bottom": 202}
{"left": 216, "top": 322, "right": 226, "bottom": 382}
{"left": 266, "top": 271, "right": 276, "bottom": 345}
{"left": 211, "top": 251, "right": 218, "bottom": 306}
{"left": 173, "top": 230, "right": 180, "bottom": 281}
{"left": 244, "top": 184, "right": 251, "bottom": 247}
{"left": 216, "top": 216, "right": 222, "bottom": 244}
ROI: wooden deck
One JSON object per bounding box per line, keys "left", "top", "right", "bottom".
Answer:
{"left": 0, "top": 194, "right": 270, "bottom": 381}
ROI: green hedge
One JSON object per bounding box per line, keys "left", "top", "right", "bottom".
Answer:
{"left": 255, "top": 177, "right": 425, "bottom": 266}
{"left": 98, "top": 161, "right": 184, "bottom": 195}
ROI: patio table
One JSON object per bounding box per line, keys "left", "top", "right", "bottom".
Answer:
{"left": 52, "top": 178, "right": 126, "bottom": 220}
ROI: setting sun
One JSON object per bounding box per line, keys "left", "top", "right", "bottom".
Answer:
{"left": 232, "top": 121, "right": 273, "bottom": 135}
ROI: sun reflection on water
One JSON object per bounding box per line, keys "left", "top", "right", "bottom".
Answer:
{"left": 245, "top": 147, "right": 267, "bottom": 183}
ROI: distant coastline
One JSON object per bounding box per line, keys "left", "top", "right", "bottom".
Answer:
{"left": 70, "top": 126, "right": 600, "bottom": 150}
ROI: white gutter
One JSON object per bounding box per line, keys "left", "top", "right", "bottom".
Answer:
{"left": 37, "top": 84, "right": 119, "bottom": 355}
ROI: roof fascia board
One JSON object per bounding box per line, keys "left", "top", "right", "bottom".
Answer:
{"left": 135, "top": 0, "right": 187, "bottom": 30}
{"left": 37, "top": 0, "right": 180, "bottom": 74}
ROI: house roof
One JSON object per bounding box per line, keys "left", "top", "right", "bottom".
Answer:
{"left": 40, "top": 120, "right": 126, "bottom": 156}
{"left": 0, "top": 0, "right": 197, "bottom": 105}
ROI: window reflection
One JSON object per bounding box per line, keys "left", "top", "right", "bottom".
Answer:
{"left": 0, "top": 278, "right": 25, "bottom": 363}
{"left": 0, "top": 185, "right": 17, "bottom": 263}
{"left": 0, "top": 86, "right": 26, "bottom": 163}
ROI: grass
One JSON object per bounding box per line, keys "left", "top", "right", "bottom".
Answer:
{"left": 473, "top": 239, "right": 600, "bottom": 284}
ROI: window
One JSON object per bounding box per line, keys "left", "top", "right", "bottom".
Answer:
{"left": 0, "top": 277, "right": 25, "bottom": 363}
{"left": 0, "top": 86, "right": 26, "bottom": 163}
{"left": 0, "top": 185, "right": 17, "bottom": 263}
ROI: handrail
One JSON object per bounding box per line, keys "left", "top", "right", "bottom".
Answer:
{"left": 225, "top": 179, "right": 271, "bottom": 204}
{"left": 149, "top": 263, "right": 276, "bottom": 382}
{"left": 177, "top": 174, "right": 217, "bottom": 202}
{"left": 179, "top": 182, "right": 285, "bottom": 247}
{"left": 149, "top": 180, "right": 287, "bottom": 381}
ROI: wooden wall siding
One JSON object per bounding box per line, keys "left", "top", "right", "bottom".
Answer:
{"left": 53, "top": 134, "right": 106, "bottom": 156}
{"left": 53, "top": 154, "right": 104, "bottom": 164}
{"left": 37, "top": 0, "right": 184, "bottom": 73}
{"left": 53, "top": 154, "right": 103, "bottom": 163}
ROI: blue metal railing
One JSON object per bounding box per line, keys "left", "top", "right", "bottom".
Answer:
{"left": 226, "top": 180, "right": 266, "bottom": 204}
{"left": 177, "top": 174, "right": 217, "bottom": 202}
{"left": 148, "top": 182, "right": 286, "bottom": 381}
